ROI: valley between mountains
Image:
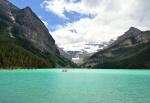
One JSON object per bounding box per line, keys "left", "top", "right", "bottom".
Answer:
{"left": 0, "top": 0, "right": 150, "bottom": 69}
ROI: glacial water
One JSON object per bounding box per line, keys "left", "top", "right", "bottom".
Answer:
{"left": 0, "top": 69, "right": 150, "bottom": 103}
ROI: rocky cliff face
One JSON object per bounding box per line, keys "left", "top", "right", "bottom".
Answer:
{"left": 0, "top": 0, "right": 78, "bottom": 68}
{"left": 58, "top": 47, "right": 72, "bottom": 60}
{"left": 0, "top": 0, "right": 19, "bottom": 15}
{"left": 136, "top": 31, "right": 150, "bottom": 43}
{"left": 0, "top": 0, "right": 59, "bottom": 55}
{"left": 111, "top": 27, "right": 141, "bottom": 47}
{"left": 110, "top": 27, "right": 150, "bottom": 48}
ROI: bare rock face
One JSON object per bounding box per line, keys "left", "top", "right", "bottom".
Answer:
{"left": 119, "top": 39, "right": 133, "bottom": 47}
{"left": 136, "top": 31, "right": 150, "bottom": 43}
{"left": 58, "top": 47, "right": 72, "bottom": 60}
{"left": 113, "top": 27, "right": 150, "bottom": 48}
{"left": 112, "top": 27, "right": 141, "bottom": 47}
{"left": 0, "top": 0, "right": 60, "bottom": 55}
{"left": 16, "top": 7, "right": 59, "bottom": 54}
{"left": 0, "top": 0, "right": 19, "bottom": 14}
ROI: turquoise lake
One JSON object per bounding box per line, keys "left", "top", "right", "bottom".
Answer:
{"left": 0, "top": 69, "right": 150, "bottom": 103}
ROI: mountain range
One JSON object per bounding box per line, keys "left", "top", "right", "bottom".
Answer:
{"left": 0, "top": 0, "right": 150, "bottom": 69}
{"left": 0, "top": 0, "right": 77, "bottom": 69}
{"left": 82, "top": 27, "right": 150, "bottom": 69}
{"left": 59, "top": 41, "right": 114, "bottom": 64}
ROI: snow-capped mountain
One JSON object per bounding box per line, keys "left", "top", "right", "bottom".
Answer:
{"left": 59, "top": 40, "right": 114, "bottom": 63}
{"left": 60, "top": 42, "right": 107, "bottom": 53}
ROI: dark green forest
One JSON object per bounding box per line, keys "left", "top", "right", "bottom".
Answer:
{"left": 0, "top": 34, "right": 53, "bottom": 69}
{"left": 0, "top": 32, "right": 77, "bottom": 69}
{"left": 86, "top": 41, "right": 150, "bottom": 69}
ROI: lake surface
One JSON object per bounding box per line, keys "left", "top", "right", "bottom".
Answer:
{"left": 0, "top": 69, "right": 150, "bottom": 103}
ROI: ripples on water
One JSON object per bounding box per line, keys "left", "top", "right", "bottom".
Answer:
{"left": 0, "top": 69, "right": 150, "bottom": 103}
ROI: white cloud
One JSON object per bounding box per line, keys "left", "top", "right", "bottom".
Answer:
{"left": 41, "top": 0, "right": 66, "bottom": 19}
{"left": 42, "top": 0, "right": 150, "bottom": 45}
{"left": 41, "top": 0, "right": 101, "bottom": 19}
{"left": 42, "top": 21, "right": 48, "bottom": 27}
{"left": 38, "top": 16, "right": 42, "bottom": 19}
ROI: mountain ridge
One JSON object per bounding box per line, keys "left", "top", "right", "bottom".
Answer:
{"left": 111, "top": 27, "right": 141, "bottom": 47}
{"left": 0, "top": 0, "right": 59, "bottom": 54}
{"left": 82, "top": 27, "right": 150, "bottom": 69}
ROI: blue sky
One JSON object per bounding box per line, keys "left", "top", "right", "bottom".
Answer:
{"left": 8, "top": 0, "right": 79, "bottom": 31}
{"left": 8, "top": 0, "right": 150, "bottom": 45}
{"left": 8, "top": 0, "right": 92, "bottom": 32}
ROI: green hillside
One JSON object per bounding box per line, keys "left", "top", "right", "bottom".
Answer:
{"left": 90, "top": 42, "right": 150, "bottom": 69}
{"left": 0, "top": 34, "right": 52, "bottom": 69}
{"left": 82, "top": 33, "right": 150, "bottom": 69}
{"left": 0, "top": 32, "right": 77, "bottom": 69}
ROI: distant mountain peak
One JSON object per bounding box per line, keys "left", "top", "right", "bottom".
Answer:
{"left": 24, "top": 6, "right": 32, "bottom": 12}
{"left": 129, "top": 27, "right": 140, "bottom": 30}
{"left": 125, "top": 27, "right": 141, "bottom": 35}
{"left": 83, "top": 28, "right": 150, "bottom": 69}
{"left": 110, "top": 27, "right": 141, "bottom": 47}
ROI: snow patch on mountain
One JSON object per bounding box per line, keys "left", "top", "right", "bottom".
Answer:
{"left": 59, "top": 40, "right": 114, "bottom": 63}
{"left": 59, "top": 42, "right": 106, "bottom": 53}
